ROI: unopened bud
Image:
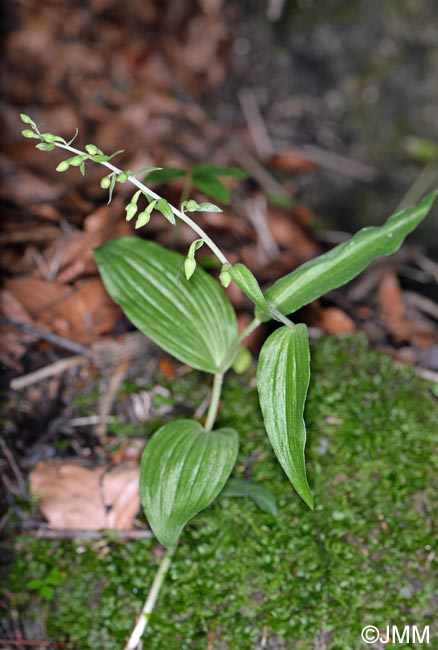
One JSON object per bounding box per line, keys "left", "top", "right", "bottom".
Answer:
{"left": 56, "top": 160, "right": 70, "bottom": 172}
{"left": 219, "top": 270, "right": 231, "bottom": 288}
{"left": 184, "top": 257, "right": 197, "bottom": 280}
{"left": 125, "top": 203, "right": 138, "bottom": 221}
{"left": 135, "top": 211, "right": 151, "bottom": 228}
{"left": 21, "top": 129, "right": 40, "bottom": 139}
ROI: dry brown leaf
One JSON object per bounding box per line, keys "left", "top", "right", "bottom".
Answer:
{"left": 268, "top": 150, "right": 318, "bottom": 172}
{"left": 3, "top": 277, "right": 73, "bottom": 317}
{"left": 377, "top": 270, "right": 405, "bottom": 323}
{"left": 317, "top": 307, "right": 356, "bottom": 335}
{"left": 29, "top": 461, "right": 140, "bottom": 530}
{"left": 40, "top": 278, "right": 121, "bottom": 340}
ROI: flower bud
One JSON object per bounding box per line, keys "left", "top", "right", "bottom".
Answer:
{"left": 21, "top": 129, "right": 40, "bottom": 139}
{"left": 219, "top": 270, "right": 231, "bottom": 288}
{"left": 135, "top": 211, "right": 151, "bottom": 229}
{"left": 56, "top": 160, "right": 70, "bottom": 172}
{"left": 125, "top": 203, "right": 138, "bottom": 221}
{"left": 184, "top": 257, "right": 197, "bottom": 280}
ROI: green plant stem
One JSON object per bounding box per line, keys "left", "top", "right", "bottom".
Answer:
{"left": 54, "top": 142, "right": 229, "bottom": 265}
{"left": 218, "top": 317, "right": 262, "bottom": 373}
{"left": 204, "top": 373, "right": 224, "bottom": 432}
{"left": 124, "top": 546, "right": 175, "bottom": 650}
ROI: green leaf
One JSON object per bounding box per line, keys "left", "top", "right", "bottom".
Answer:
{"left": 67, "top": 129, "right": 78, "bottom": 146}
{"left": 197, "top": 202, "right": 223, "bottom": 212}
{"left": 140, "top": 419, "right": 239, "bottom": 548}
{"left": 221, "top": 478, "right": 278, "bottom": 516}
{"left": 106, "top": 149, "right": 125, "bottom": 161}
{"left": 107, "top": 174, "right": 117, "bottom": 204}
{"left": 257, "top": 324, "right": 313, "bottom": 508}
{"left": 192, "top": 164, "right": 249, "bottom": 179}
{"left": 260, "top": 192, "right": 437, "bottom": 320}
{"left": 192, "top": 172, "right": 230, "bottom": 204}
{"left": 144, "top": 167, "right": 186, "bottom": 184}
{"left": 156, "top": 199, "right": 176, "bottom": 225}
{"left": 94, "top": 237, "right": 238, "bottom": 373}
{"left": 405, "top": 137, "right": 438, "bottom": 163}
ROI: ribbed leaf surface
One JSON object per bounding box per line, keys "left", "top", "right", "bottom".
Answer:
{"left": 261, "top": 191, "right": 436, "bottom": 319}
{"left": 140, "top": 419, "right": 239, "bottom": 548}
{"left": 94, "top": 237, "right": 238, "bottom": 373}
{"left": 257, "top": 324, "right": 313, "bottom": 508}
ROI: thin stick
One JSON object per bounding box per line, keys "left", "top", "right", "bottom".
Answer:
{"left": 0, "top": 317, "right": 92, "bottom": 358}
{"left": 95, "top": 356, "right": 131, "bottom": 441}
{"left": 0, "top": 640, "right": 66, "bottom": 648}
{"left": 124, "top": 547, "right": 175, "bottom": 650}
{"left": 238, "top": 88, "right": 274, "bottom": 159}
{"left": 22, "top": 526, "right": 153, "bottom": 540}
{"left": 10, "top": 355, "right": 87, "bottom": 391}
{"left": 0, "top": 438, "right": 26, "bottom": 495}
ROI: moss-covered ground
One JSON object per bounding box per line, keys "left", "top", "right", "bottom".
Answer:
{"left": 2, "top": 336, "right": 437, "bottom": 649}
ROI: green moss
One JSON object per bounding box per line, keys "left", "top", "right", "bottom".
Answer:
{"left": 2, "top": 336, "right": 437, "bottom": 649}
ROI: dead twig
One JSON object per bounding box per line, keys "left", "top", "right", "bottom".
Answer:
{"left": 0, "top": 438, "right": 27, "bottom": 496}
{"left": 206, "top": 624, "right": 217, "bottom": 650}
{"left": 238, "top": 88, "right": 274, "bottom": 159}
{"left": 10, "top": 355, "right": 87, "bottom": 391}
{"left": 0, "top": 640, "right": 66, "bottom": 647}
{"left": 300, "top": 144, "right": 379, "bottom": 182}
{"left": 95, "top": 356, "right": 131, "bottom": 441}
{"left": 0, "top": 316, "right": 92, "bottom": 358}
{"left": 21, "top": 525, "right": 153, "bottom": 540}
{"left": 241, "top": 194, "right": 280, "bottom": 264}
{"left": 228, "top": 139, "right": 289, "bottom": 198}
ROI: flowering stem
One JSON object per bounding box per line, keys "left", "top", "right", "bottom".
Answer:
{"left": 53, "top": 141, "right": 229, "bottom": 265}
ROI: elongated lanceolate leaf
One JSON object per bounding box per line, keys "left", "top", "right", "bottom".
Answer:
{"left": 257, "top": 324, "right": 313, "bottom": 508}
{"left": 94, "top": 237, "right": 238, "bottom": 373}
{"left": 221, "top": 478, "right": 278, "bottom": 516}
{"left": 140, "top": 419, "right": 239, "bottom": 548}
{"left": 260, "top": 191, "right": 437, "bottom": 319}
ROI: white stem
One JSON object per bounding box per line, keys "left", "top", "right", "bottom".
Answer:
{"left": 54, "top": 142, "right": 229, "bottom": 265}
{"left": 124, "top": 547, "right": 175, "bottom": 650}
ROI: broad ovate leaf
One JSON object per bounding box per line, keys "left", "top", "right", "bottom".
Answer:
{"left": 94, "top": 237, "right": 238, "bottom": 373}
{"left": 140, "top": 419, "right": 239, "bottom": 548}
{"left": 260, "top": 191, "right": 437, "bottom": 320}
{"left": 257, "top": 324, "right": 313, "bottom": 508}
